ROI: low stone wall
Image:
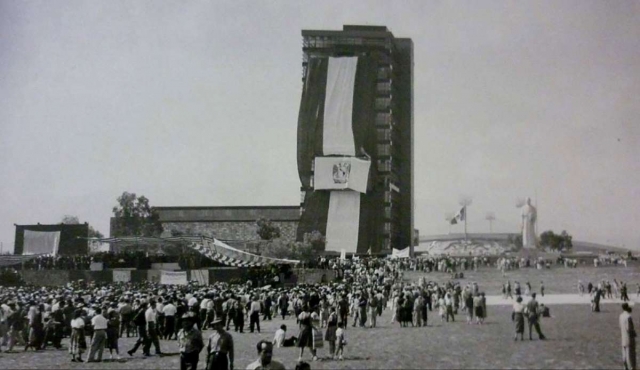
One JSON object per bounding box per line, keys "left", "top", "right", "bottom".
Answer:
{"left": 295, "top": 268, "right": 336, "bottom": 284}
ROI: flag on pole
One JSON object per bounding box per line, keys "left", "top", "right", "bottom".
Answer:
{"left": 450, "top": 207, "right": 465, "bottom": 225}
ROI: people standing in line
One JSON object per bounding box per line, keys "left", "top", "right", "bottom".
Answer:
{"left": 87, "top": 307, "right": 108, "bottom": 362}
{"left": 206, "top": 317, "right": 234, "bottom": 370}
{"left": 128, "top": 302, "right": 149, "bottom": 356}
{"left": 525, "top": 293, "right": 546, "bottom": 340}
{"left": 69, "top": 310, "right": 86, "bottom": 362}
{"left": 177, "top": 314, "right": 204, "bottom": 370}
{"left": 512, "top": 296, "right": 525, "bottom": 341}
{"left": 620, "top": 303, "right": 637, "bottom": 370}
{"left": 246, "top": 340, "right": 286, "bottom": 370}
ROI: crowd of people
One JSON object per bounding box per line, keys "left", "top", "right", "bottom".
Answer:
{"left": 0, "top": 254, "right": 637, "bottom": 369}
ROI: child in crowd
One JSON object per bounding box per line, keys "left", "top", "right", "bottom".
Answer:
{"left": 335, "top": 322, "right": 346, "bottom": 361}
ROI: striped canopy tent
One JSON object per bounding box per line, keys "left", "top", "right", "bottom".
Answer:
{"left": 87, "top": 236, "right": 300, "bottom": 267}
{"left": 0, "top": 254, "right": 41, "bottom": 267}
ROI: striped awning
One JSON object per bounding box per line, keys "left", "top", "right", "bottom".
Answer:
{"left": 0, "top": 254, "right": 41, "bottom": 267}
{"left": 87, "top": 236, "right": 299, "bottom": 267}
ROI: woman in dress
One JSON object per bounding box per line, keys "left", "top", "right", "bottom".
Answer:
{"left": 473, "top": 294, "right": 484, "bottom": 325}
{"left": 511, "top": 296, "right": 525, "bottom": 341}
{"left": 69, "top": 310, "right": 87, "bottom": 362}
{"left": 106, "top": 309, "right": 121, "bottom": 360}
{"left": 324, "top": 307, "right": 338, "bottom": 359}
{"left": 297, "top": 305, "right": 317, "bottom": 362}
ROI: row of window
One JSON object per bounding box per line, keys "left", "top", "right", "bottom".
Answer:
{"left": 303, "top": 36, "right": 391, "bottom": 49}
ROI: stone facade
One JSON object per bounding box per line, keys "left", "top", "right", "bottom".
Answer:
{"left": 161, "top": 221, "right": 298, "bottom": 242}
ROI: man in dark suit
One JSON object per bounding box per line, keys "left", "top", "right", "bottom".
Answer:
{"left": 526, "top": 293, "right": 546, "bottom": 340}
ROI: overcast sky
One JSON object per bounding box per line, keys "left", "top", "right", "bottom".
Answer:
{"left": 1, "top": 0, "right": 639, "bottom": 253}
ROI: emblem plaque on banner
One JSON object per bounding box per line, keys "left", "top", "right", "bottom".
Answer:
{"left": 333, "top": 162, "right": 351, "bottom": 184}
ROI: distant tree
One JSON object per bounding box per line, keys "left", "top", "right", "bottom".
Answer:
{"left": 111, "top": 192, "right": 163, "bottom": 237}
{"left": 60, "top": 215, "right": 104, "bottom": 238}
{"left": 303, "top": 230, "right": 326, "bottom": 252}
{"left": 539, "top": 230, "right": 573, "bottom": 252}
{"left": 256, "top": 218, "right": 281, "bottom": 241}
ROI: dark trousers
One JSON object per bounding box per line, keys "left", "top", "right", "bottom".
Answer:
{"left": 446, "top": 306, "right": 455, "bottom": 322}
{"left": 249, "top": 312, "right": 260, "bottom": 333}
{"left": 130, "top": 325, "right": 149, "bottom": 354}
{"left": 527, "top": 317, "right": 545, "bottom": 339}
{"left": 143, "top": 324, "right": 161, "bottom": 354}
{"left": 263, "top": 307, "right": 272, "bottom": 321}
{"left": 164, "top": 316, "right": 176, "bottom": 340}
{"left": 207, "top": 351, "right": 229, "bottom": 370}
{"left": 180, "top": 351, "right": 199, "bottom": 370}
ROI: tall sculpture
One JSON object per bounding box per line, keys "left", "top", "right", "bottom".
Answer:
{"left": 521, "top": 197, "right": 537, "bottom": 249}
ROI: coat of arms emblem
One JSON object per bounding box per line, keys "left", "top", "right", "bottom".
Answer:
{"left": 332, "top": 162, "right": 351, "bottom": 184}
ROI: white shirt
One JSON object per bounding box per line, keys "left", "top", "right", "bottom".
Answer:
{"left": 91, "top": 315, "right": 108, "bottom": 330}
{"left": 200, "top": 298, "right": 210, "bottom": 310}
{"left": 188, "top": 297, "right": 198, "bottom": 307}
{"left": 163, "top": 303, "right": 177, "bottom": 317}
{"left": 145, "top": 307, "right": 157, "bottom": 323}
{"left": 71, "top": 317, "right": 85, "bottom": 329}
{"left": 273, "top": 329, "right": 286, "bottom": 348}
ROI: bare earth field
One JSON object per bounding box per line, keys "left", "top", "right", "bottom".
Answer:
{"left": 1, "top": 265, "right": 639, "bottom": 369}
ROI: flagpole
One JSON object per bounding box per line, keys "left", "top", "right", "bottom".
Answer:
{"left": 464, "top": 205, "right": 468, "bottom": 240}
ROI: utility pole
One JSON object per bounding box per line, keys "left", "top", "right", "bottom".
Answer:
{"left": 485, "top": 212, "right": 496, "bottom": 233}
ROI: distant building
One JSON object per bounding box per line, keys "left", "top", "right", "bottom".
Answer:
{"left": 110, "top": 206, "right": 299, "bottom": 248}
{"left": 296, "top": 25, "right": 415, "bottom": 254}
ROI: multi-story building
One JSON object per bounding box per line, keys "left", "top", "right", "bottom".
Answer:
{"left": 296, "top": 25, "right": 414, "bottom": 254}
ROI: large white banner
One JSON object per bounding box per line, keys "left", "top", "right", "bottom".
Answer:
{"left": 113, "top": 270, "right": 131, "bottom": 283}
{"left": 392, "top": 248, "right": 410, "bottom": 259}
{"left": 314, "top": 157, "right": 371, "bottom": 193}
{"left": 23, "top": 230, "right": 60, "bottom": 255}
{"left": 325, "top": 191, "right": 360, "bottom": 253}
{"left": 323, "top": 57, "right": 358, "bottom": 156}
{"left": 160, "top": 271, "right": 187, "bottom": 285}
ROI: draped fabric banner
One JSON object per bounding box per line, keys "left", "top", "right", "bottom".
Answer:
{"left": 189, "top": 269, "right": 209, "bottom": 285}
{"left": 23, "top": 230, "right": 60, "bottom": 255}
{"left": 391, "top": 248, "right": 411, "bottom": 259}
{"left": 323, "top": 57, "right": 358, "bottom": 156}
{"left": 160, "top": 271, "right": 188, "bottom": 285}
{"left": 113, "top": 269, "right": 131, "bottom": 283}
{"left": 314, "top": 157, "right": 371, "bottom": 193}
{"left": 325, "top": 191, "right": 361, "bottom": 253}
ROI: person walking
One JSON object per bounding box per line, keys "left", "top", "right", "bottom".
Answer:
{"left": 162, "top": 299, "right": 178, "bottom": 340}
{"left": 144, "top": 299, "right": 162, "bottom": 356}
{"left": 297, "top": 305, "right": 317, "bottom": 362}
{"left": 325, "top": 308, "right": 338, "bottom": 359}
{"left": 87, "top": 307, "right": 108, "bottom": 362}
{"left": 127, "top": 302, "right": 149, "bottom": 356}
{"left": 512, "top": 296, "right": 525, "bottom": 341}
{"left": 525, "top": 293, "right": 546, "bottom": 340}
{"left": 69, "top": 310, "right": 87, "bottom": 362}
{"left": 249, "top": 295, "right": 262, "bottom": 333}
{"left": 206, "top": 318, "right": 234, "bottom": 370}
{"left": 178, "top": 314, "right": 204, "bottom": 370}
{"left": 620, "top": 303, "right": 637, "bottom": 370}
{"left": 106, "top": 309, "right": 121, "bottom": 360}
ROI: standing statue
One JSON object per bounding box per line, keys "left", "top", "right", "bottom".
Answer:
{"left": 521, "top": 197, "right": 537, "bottom": 249}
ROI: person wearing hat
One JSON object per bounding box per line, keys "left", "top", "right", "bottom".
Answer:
{"left": 206, "top": 317, "right": 234, "bottom": 370}
{"left": 620, "top": 303, "right": 637, "bottom": 370}
{"left": 177, "top": 314, "right": 204, "bottom": 370}
{"left": 246, "top": 340, "right": 286, "bottom": 370}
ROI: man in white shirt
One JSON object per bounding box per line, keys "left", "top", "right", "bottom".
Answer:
{"left": 272, "top": 325, "right": 286, "bottom": 348}
{"left": 249, "top": 296, "right": 262, "bottom": 333}
{"left": 87, "top": 308, "right": 108, "bottom": 362}
{"left": 144, "top": 300, "right": 162, "bottom": 355}
{"left": 162, "top": 300, "right": 178, "bottom": 340}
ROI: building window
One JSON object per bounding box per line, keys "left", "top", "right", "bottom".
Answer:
{"left": 377, "top": 128, "right": 390, "bottom": 141}
{"left": 377, "top": 159, "right": 391, "bottom": 172}
{"left": 376, "top": 113, "right": 391, "bottom": 126}
{"left": 384, "top": 206, "right": 391, "bottom": 219}
{"left": 384, "top": 223, "right": 391, "bottom": 234}
{"left": 377, "top": 143, "right": 390, "bottom": 156}
{"left": 375, "top": 97, "right": 391, "bottom": 110}
{"left": 377, "top": 82, "right": 391, "bottom": 94}
{"left": 384, "top": 191, "right": 391, "bottom": 203}
{"left": 300, "top": 191, "right": 306, "bottom": 204}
